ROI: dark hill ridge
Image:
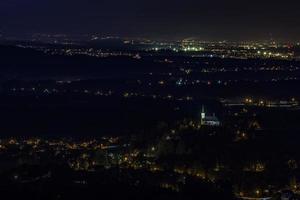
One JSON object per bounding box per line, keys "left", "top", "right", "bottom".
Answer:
{"left": 1, "top": 44, "right": 300, "bottom": 87}
{"left": 0, "top": 45, "right": 165, "bottom": 80}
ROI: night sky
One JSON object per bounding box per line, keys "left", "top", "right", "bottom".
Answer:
{"left": 1, "top": 0, "right": 300, "bottom": 41}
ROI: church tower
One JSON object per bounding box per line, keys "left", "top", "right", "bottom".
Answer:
{"left": 201, "top": 105, "right": 206, "bottom": 125}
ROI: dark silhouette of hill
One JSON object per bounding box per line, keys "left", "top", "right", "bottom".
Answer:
{"left": 0, "top": 45, "right": 160, "bottom": 80}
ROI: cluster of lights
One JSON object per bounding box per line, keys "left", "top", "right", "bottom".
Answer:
{"left": 182, "top": 47, "right": 204, "bottom": 52}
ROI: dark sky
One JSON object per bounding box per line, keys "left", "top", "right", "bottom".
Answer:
{"left": 1, "top": 0, "right": 300, "bottom": 41}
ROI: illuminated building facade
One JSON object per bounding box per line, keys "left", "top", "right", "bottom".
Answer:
{"left": 201, "top": 105, "right": 221, "bottom": 126}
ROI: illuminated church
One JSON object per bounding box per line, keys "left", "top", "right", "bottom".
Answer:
{"left": 200, "top": 105, "right": 221, "bottom": 126}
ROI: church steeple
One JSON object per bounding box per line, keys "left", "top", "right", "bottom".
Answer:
{"left": 201, "top": 105, "right": 206, "bottom": 125}
{"left": 201, "top": 105, "right": 205, "bottom": 118}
